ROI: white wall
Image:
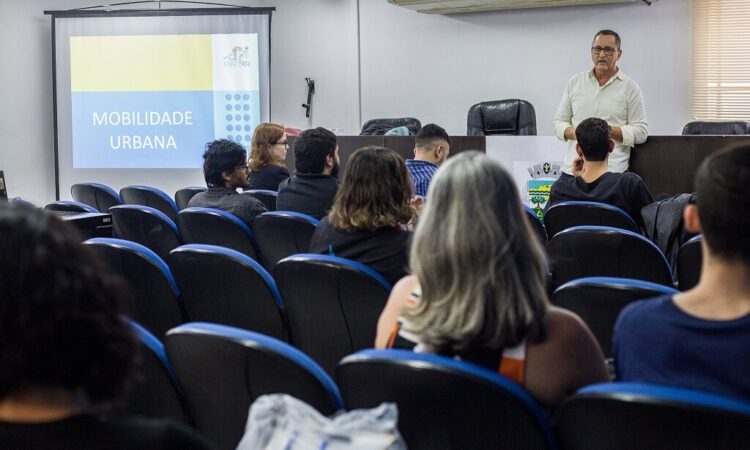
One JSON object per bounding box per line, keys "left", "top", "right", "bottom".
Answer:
{"left": 0, "top": 0, "right": 691, "bottom": 204}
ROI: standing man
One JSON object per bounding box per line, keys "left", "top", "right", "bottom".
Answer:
{"left": 554, "top": 30, "right": 648, "bottom": 176}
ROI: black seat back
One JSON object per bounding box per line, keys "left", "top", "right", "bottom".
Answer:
{"left": 549, "top": 226, "right": 674, "bottom": 289}
{"left": 243, "top": 189, "right": 278, "bottom": 211}
{"left": 252, "top": 211, "right": 320, "bottom": 270}
{"left": 168, "top": 244, "right": 287, "bottom": 340}
{"left": 120, "top": 185, "right": 180, "bottom": 222}
{"left": 71, "top": 182, "right": 123, "bottom": 212}
{"left": 174, "top": 186, "right": 207, "bottom": 210}
{"left": 274, "top": 254, "right": 392, "bottom": 375}
{"left": 677, "top": 235, "right": 702, "bottom": 291}
{"left": 552, "top": 277, "right": 678, "bottom": 358}
{"left": 337, "top": 349, "right": 555, "bottom": 450}
{"left": 544, "top": 200, "right": 640, "bottom": 239}
{"left": 176, "top": 207, "right": 259, "bottom": 261}
{"left": 467, "top": 99, "right": 537, "bottom": 136}
{"left": 360, "top": 117, "right": 421, "bottom": 135}
{"left": 84, "top": 238, "right": 184, "bottom": 338}
{"left": 109, "top": 205, "right": 182, "bottom": 262}
{"left": 682, "top": 121, "right": 750, "bottom": 135}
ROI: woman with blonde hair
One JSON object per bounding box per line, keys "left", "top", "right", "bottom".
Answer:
{"left": 309, "top": 146, "right": 413, "bottom": 285}
{"left": 376, "top": 151, "right": 608, "bottom": 409}
{"left": 248, "top": 122, "right": 290, "bottom": 191}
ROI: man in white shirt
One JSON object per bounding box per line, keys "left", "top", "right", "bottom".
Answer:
{"left": 554, "top": 30, "right": 648, "bottom": 175}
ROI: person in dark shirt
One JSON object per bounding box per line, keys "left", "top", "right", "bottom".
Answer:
{"left": 248, "top": 122, "right": 290, "bottom": 191}
{"left": 546, "top": 117, "right": 653, "bottom": 228}
{"left": 309, "top": 146, "right": 413, "bottom": 285}
{"left": 277, "top": 127, "right": 339, "bottom": 219}
{"left": 0, "top": 204, "right": 214, "bottom": 450}
{"left": 188, "top": 139, "right": 266, "bottom": 227}
{"left": 614, "top": 143, "right": 750, "bottom": 402}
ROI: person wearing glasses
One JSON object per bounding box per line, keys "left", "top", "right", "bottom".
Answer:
{"left": 248, "top": 122, "right": 291, "bottom": 191}
{"left": 188, "top": 139, "right": 267, "bottom": 227}
{"left": 554, "top": 29, "right": 648, "bottom": 177}
{"left": 276, "top": 127, "right": 340, "bottom": 220}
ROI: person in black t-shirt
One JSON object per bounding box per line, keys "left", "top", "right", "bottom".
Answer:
{"left": 309, "top": 146, "right": 413, "bottom": 285}
{"left": 277, "top": 127, "right": 340, "bottom": 219}
{"left": 0, "top": 205, "right": 214, "bottom": 450}
{"left": 546, "top": 117, "right": 653, "bottom": 228}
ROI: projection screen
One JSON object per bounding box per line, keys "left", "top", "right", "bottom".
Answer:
{"left": 47, "top": 7, "right": 273, "bottom": 200}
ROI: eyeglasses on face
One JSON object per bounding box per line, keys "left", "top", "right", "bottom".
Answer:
{"left": 237, "top": 163, "right": 249, "bottom": 170}
{"left": 591, "top": 46, "right": 617, "bottom": 56}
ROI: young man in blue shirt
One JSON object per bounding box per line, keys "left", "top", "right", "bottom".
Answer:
{"left": 614, "top": 143, "right": 750, "bottom": 402}
{"left": 405, "top": 124, "right": 450, "bottom": 198}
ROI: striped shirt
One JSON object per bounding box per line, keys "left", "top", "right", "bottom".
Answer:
{"left": 406, "top": 159, "right": 439, "bottom": 197}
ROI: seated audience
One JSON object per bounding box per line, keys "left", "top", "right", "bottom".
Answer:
{"left": 0, "top": 204, "right": 213, "bottom": 449}
{"left": 188, "top": 139, "right": 266, "bottom": 227}
{"left": 276, "top": 127, "right": 339, "bottom": 219}
{"left": 309, "top": 146, "right": 413, "bottom": 285}
{"left": 614, "top": 143, "right": 750, "bottom": 402}
{"left": 406, "top": 123, "right": 451, "bottom": 197}
{"left": 248, "top": 123, "right": 291, "bottom": 191}
{"left": 546, "top": 117, "right": 653, "bottom": 228}
{"left": 376, "top": 151, "right": 608, "bottom": 409}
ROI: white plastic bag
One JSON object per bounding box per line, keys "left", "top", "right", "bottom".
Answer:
{"left": 236, "top": 394, "right": 406, "bottom": 450}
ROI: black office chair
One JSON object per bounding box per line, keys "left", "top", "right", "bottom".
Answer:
{"left": 552, "top": 277, "right": 678, "bottom": 358}
{"left": 682, "top": 121, "right": 750, "bottom": 135}
{"left": 524, "top": 206, "right": 548, "bottom": 243}
{"left": 337, "top": 349, "right": 555, "bottom": 450}
{"left": 677, "top": 235, "right": 702, "bottom": 291}
{"left": 165, "top": 322, "right": 343, "bottom": 450}
{"left": 120, "top": 185, "right": 180, "bottom": 222}
{"left": 174, "top": 186, "right": 207, "bottom": 211}
{"left": 360, "top": 117, "right": 421, "bottom": 136}
{"left": 555, "top": 382, "right": 750, "bottom": 450}
{"left": 71, "top": 182, "right": 123, "bottom": 213}
{"left": 252, "top": 211, "right": 320, "bottom": 270}
{"left": 109, "top": 205, "right": 182, "bottom": 262}
{"left": 168, "top": 244, "right": 287, "bottom": 340}
{"left": 242, "top": 189, "right": 277, "bottom": 211}
{"left": 121, "top": 320, "right": 191, "bottom": 424}
{"left": 544, "top": 200, "right": 640, "bottom": 239}
{"left": 549, "top": 226, "right": 674, "bottom": 289}
{"left": 176, "top": 207, "right": 260, "bottom": 261}
{"left": 274, "top": 254, "right": 393, "bottom": 375}
{"left": 84, "top": 238, "right": 185, "bottom": 338}
{"left": 44, "top": 200, "right": 99, "bottom": 213}
{"left": 467, "top": 99, "right": 537, "bottom": 136}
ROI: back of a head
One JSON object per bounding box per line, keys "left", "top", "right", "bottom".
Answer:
{"left": 293, "top": 127, "right": 337, "bottom": 174}
{"left": 694, "top": 143, "right": 750, "bottom": 265}
{"left": 328, "top": 146, "right": 412, "bottom": 231}
{"left": 575, "top": 118, "right": 611, "bottom": 161}
{"left": 250, "top": 122, "right": 285, "bottom": 170}
{"left": 0, "top": 204, "right": 136, "bottom": 404}
{"left": 415, "top": 123, "right": 451, "bottom": 151}
{"left": 407, "top": 151, "right": 548, "bottom": 353}
{"left": 202, "top": 139, "right": 247, "bottom": 187}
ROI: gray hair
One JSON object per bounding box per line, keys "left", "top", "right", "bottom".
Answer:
{"left": 405, "top": 151, "right": 549, "bottom": 353}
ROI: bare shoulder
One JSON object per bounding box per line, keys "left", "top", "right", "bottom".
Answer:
{"left": 544, "top": 306, "right": 592, "bottom": 342}
{"left": 375, "top": 275, "right": 419, "bottom": 348}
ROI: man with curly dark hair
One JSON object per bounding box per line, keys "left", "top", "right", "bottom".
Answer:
{"left": 0, "top": 204, "right": 213, "bottom": 449}
{"left": 188, "top": 139, "right": 266, "bottom": 227}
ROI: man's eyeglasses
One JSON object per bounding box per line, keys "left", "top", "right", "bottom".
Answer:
{"left": 237, "top": 163, "right": 249, "bottom": 170}
{"left": 591, "top": 46, "right": 618, "bottom": 56}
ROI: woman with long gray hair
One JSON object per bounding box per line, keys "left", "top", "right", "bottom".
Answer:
{"left": 376, "top": 151, "right": 607, "bottom": 409}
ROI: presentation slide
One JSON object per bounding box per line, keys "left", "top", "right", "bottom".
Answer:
{"left": 70, "top": 33, "right": 260, "bottom": 169}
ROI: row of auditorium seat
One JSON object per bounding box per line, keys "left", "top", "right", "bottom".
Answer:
{"left": 84, "top": 238, "right": 391, "bottom": 376}
{"left": 126, "top": 319, "right": 750, "bottom": 450}
{"left": 362, "top": 101, "right": 750, "bottom": 137}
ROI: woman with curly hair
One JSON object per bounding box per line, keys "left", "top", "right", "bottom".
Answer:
{"left": 309, "top": 146, "right": 414, "bottom": 285}
{"left": 248, "top": 122, "right": 290, "bottom": 191}
{"left": 0, "top": 204, "right": 213, "bottom": 449}
{"left": 376, "top": 152, "right": 608, "bottom": 409}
